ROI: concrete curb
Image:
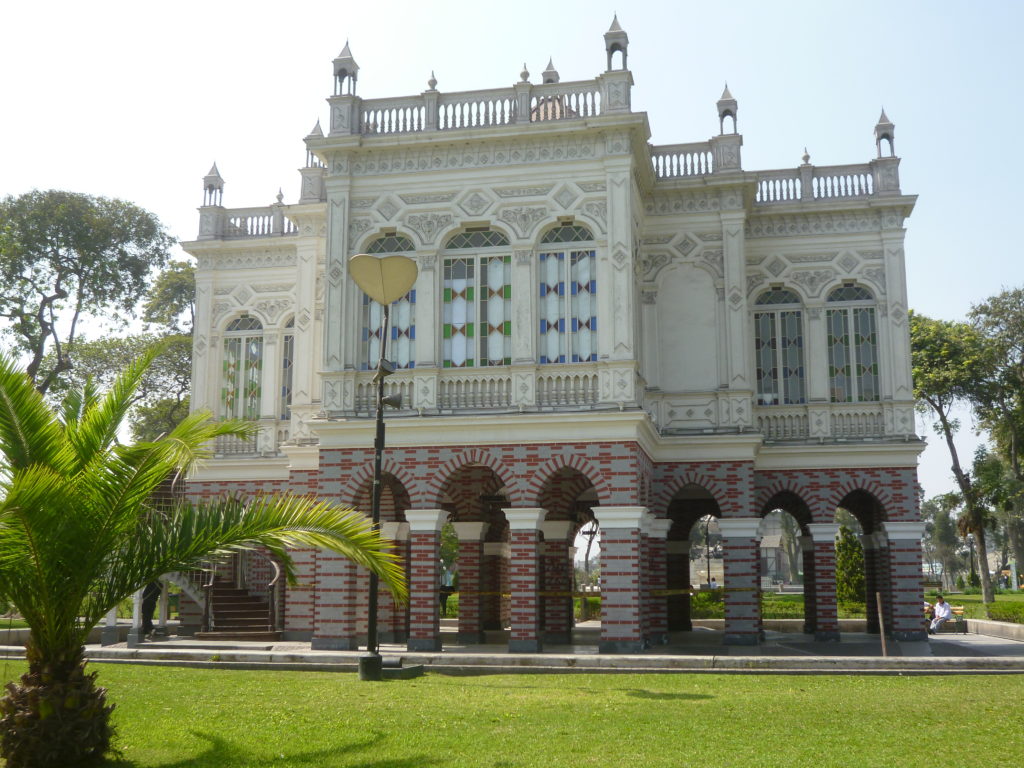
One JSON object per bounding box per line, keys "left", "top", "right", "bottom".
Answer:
{"left": 4, "top": 645, "right": 1023, "bottom": 676}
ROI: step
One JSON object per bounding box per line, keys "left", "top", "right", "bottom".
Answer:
{"left": 194, "top": 630, "right": 282, "bottom": 641}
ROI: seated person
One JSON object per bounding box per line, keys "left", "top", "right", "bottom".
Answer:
{"left": 928, "top": 595, "right": 952, "bottom": 634}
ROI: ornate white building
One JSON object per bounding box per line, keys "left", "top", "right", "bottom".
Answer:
{"left": 183, "top": 18, "right": 926, "bottom": 651}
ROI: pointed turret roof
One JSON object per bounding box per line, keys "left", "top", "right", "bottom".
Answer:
{"left": 608, "top": 14, "right": 623, "bottom": 32}
{"left": 720, "top": 83, "right": 734, "bottom": 101}
{"left": 308, "top": 119, "right": 323, "bottom": 138}
{"left": 206, "top": 162, "right": 222, "bottom": 180}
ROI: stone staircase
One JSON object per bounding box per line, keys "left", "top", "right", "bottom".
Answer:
{"left": 194, "top": 578, "right": 281, "bottom": 641}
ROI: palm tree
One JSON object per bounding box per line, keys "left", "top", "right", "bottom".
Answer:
{"left": 0, "top": 346, "right": 406, "bottom": 767}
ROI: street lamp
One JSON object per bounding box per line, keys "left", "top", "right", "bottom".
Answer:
{"left": 348, "top": 253, "right": 418, "bottom": 681}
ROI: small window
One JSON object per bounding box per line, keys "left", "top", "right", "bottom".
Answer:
{"left": 540, "top": 224, "right": 593, "bottom": 244}
{"left": 445, "top": 229, "right": 510, "bottom": 249}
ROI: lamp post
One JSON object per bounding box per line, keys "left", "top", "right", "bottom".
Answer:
{"left": 705, "top": 516, "right": 711, "bottom": 589}
{"left": 348, "top": 253, "right": 418, "bottom": 682}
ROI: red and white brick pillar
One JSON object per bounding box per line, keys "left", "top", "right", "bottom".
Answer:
{"left": 405, "top": 509, "right": 447, "bottom": 652}
{"left": 540, "top": 520, "right": 575, "bottom": 645}
{"left": 859, "top": 532, "right": 881, "bottom": 635}
{"left": 311, "top": 546, "right": 361, "bottom": 650}
{"left": 885, "top": 522, "right": 927, "bottom": 641}
{"left": 379, "top": 522, "right": 410, "bottom": 644}
{"left": 598, "top": 506, "right": 647, "bottom": 653}
{"left": 505, "top": 508, "right": 546, "bottom": 653}
{"left": 800, "top": 535, "right": 816, "bottom": 635}
{"left": 666, "top": 538, "right": 691, "bottom": 631}
{"left": 719, "top": 517, "right": 764, "bottom": 646}
{"left": 645, "top": 515, "right": 671, "bottom": 645}
{"left": 807, "top": 523, "right": 841, "bottom": 641}
{"left": 452, "top": 522, "right": 488, "bottom": 644}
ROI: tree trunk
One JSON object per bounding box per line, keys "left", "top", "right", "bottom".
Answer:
{"left": 0, "top": 644, "right": 114, "bottom": 767}
{"left": 974, "top": 529, "right": 995, "bottom": 604}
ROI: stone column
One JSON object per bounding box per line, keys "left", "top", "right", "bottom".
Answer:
{"left": 645, "top": 516, "right": 671, "bottom": 645}
{"left": 800, "top": 535, "right": 817, "bottom": 634}
{"left": 505, "top": 508, "right": 546, "bottom": 653}
{"left": 666, "top": 539, "right": 691, "bottom": 631}
{"left": 808, "top": 523, "right": 841, "bottom": 641}
{"left": 719, "top": 517, "right": 763, "bottom": 646}
{"left": 453, "top": 522, "right": 488, "bottom": 644}
{"left": 127, "top": 587, "right": 144, "bottom": 648}
{"left": 405, "top": 509, "right": 447, "bottom": 652}
{"left": 379, "top": 522, "right": 410, "bottom": 644}
{"left": 482, "top": 541, "right": 510, "bottom": 632}
{"left": 101, "top": 607, "right": 119, "bottom": 646}
{"left": 540, "top": 520, "right": 575, "bottom": 644}
{"left": 598, "top": 506, "right": 647, "bottom": 653}
{"left": 886, "top": 522, "right": 927, "bottom": 641}
{"left": 860, "top": 532, "right": 881, "bottom": 634}
{"left": 311, "top": 548, "right": 360, "bottom": 650}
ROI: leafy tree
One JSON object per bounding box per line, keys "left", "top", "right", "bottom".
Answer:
{"left": 40, "top": 333, "right": 192, "bottom": 441}
{"left": 834, "top": 525, "right": 865, "bottom": 605}
{"left": 910, "top": 311, "right": 998, "bottom": 603}
{"left": 971, "top": 447, "right": 1024, "bottom": 577}
{"left": 0, "top": 190, "right": 174, "bottom": 394}
{"left": 143, "top": 259, "right": 195, "bottom": 333}
{"left": 0, "top": 347, "right": 405, "bottom": 767}
{"left": 921, "top": 493, "right": 964, "bottom": 590}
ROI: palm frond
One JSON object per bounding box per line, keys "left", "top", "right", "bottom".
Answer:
{"left": 0, "top": 354, "right": 65, "bottom": 472}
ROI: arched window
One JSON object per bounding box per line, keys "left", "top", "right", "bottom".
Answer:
{"left": 360, "top": 234, "right": 416, "bottom": 370}
{"left": 753, "top": 288, "right": 805, "bottom": 406}
{"left": 538, "top": 224, "right": 596, "bottom": 364}
{"left": 222, "top": 315, "right": 263, "bottom": 420}
{"left": 442, "top": 228, "right": 511, "bottom": 367}
{"left": 826, "top": 283, "right": 879, "bottom": 402}
{"left": 280, "top": 318, "right": 294, "bottom": 420}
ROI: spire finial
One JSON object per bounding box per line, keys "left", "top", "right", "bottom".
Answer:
{"left": 802, "top": 147, "right": 810, "bottom": 165}
{"left": 276, "top": 188, "right": 284, "bottom": 204}
{"left": 428, "top": 71, "right": 437, "bottom": 90}
{"left": 520, "top": 63, "right": 530, "bottom": 83}
{"left": 542, "top": 57, "right": 559, "bottom": 84}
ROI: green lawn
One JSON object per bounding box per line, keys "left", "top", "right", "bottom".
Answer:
{"left": 2, "top": 663, "right": 1020, "bottom": 767}
{"left": 925, "top": 590, "right": 1024, "bottom": 620}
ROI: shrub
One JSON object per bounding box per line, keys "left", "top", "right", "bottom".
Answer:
{"left": 690, "top": 589, "right": 724, "bottom": 619}
{"left": 987, "top": 603, "right": 1024, "bottom": 624}
{"left": 574, "top": 597, "right": 600, "bottom": 620}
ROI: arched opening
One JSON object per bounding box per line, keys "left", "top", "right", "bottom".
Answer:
{"left": 438, "top": 464, "right": 510, "bottom": 644}
{"left": 759, "top": 491, "right": 812, "bottom": 633}
{"left": 538, "top": 467, "right": 599, "bottom": 644}
{"left": 665, "top": 484, "right": 722, "bottom": 633}
{"left": 837, "top": 490, "right": 886, "bottom": 634}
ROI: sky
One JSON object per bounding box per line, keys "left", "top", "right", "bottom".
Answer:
{"left": 2, "top": 0, "right": 1021, "bottom": 501}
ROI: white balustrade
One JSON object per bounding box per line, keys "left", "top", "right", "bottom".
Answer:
{"left": 755, "top": 407, "right": 810, "bottom": 440}
{"left": 439, "top": 88, "right": 518, "bottom": 129}
{"left": 354, "top": 378, "right": 414, "bottom": 413}
{"left": 529, "top": 82, "right": 601, "bottom": 122}
{"left": 651, "top": 143, "right": 713, "bottom": 178}
{"left": 438, "top": 373, "right": 512, "bottom": 409}
{"left": 812, "top": 165, "right": 873, "bottom": 199}
{"left": 221, "top": 207, "right": 297, "bottom": 238}
{"left": 831, "top": 405, "right": 884, "bottom": 438}
{"left": 214, "top": 433, "right": 258, "bottom": 456}
{"left": 536, "top": 370, "right": 598, "bottom": 406}
{"left": 755, "top": 170, "right": 802, "bottom": 202}
{"left": 361, "top": 95, "right": 428, "bottom": 134}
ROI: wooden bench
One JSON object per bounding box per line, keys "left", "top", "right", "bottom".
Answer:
{"left": 926, "top": 605, "right": 966, "bottom": 634}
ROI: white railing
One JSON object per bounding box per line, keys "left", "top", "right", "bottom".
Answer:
{"left": 651, "top": 142, "right": 713, "bottom": 178}
{"left": 812, "top": 165, "right": 873, "bottom": 199}
{"left": 529, "top": 81, "right": 601, "bottom": 121}
{"left": 438, "top": 372, "right": 512, "bottom": 409}
{"left": 214, "top": 433, "right": 258, "bottom": 456}
{"left": 354, "top": 377, "right": 414, "bottom": 413}
{"left": 831, "top": 404, "right": 884, "bottom": 438}
{"left": 438, "top": 87, "right": 518, "bottom": 129}
{"left": 361, "top": 95, "right": 428, "bottom": 134}
{"left": 536, "top": 370, "right": 598, "bottom": 406}
{"left": 219, "top": 206, "right": 297, "bottom": 238}
{"left": 755, "top": 407, "right": 809, "bottom": 440}
{"left": 755, "top": 169, "right": 802, "bottom": 203}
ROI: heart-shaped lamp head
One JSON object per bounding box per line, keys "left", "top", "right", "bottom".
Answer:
{"left": 349, "top": 253, "right": 419, "bottom": 305}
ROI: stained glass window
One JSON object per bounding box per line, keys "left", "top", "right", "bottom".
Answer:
{"left": 360, "top": 234, "right": 416, "bottom": 370}
{"left": 753, "top": 289, "right": 804, "bottom": 405}
{"left": 222, "top": 316, "right": 263, "bottom": 420}
{"left": 539, "top": 225, "right": 596, "bottom": 364}
{"left": 827, "top": 284, "right": 878, "bottom": 402}
{"left": 442, "top": 230, "right": 511, "bottom": 367}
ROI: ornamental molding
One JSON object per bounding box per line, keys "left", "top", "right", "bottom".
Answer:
{"left": 581, "top": 200, "right": 608, "bottom": 232}
{"left": 746, "top": 213, "right": 882, "bottom": 238}
{"left": 576, "top": 181, "right": 606, "bottom": 193}
{"left": 458, "top": 190, "right": 493, "bottom": 216}
{"left": 497, "top": 206, "right": 548, "bottom": 238}
{"left": 645, "top": 192, "right": 721, "bottom": 216}
{"left": 419, "top": 253, "right": 437, "bottom": 271}
{"left": 640, "top": 289, "right": 657, "bottom": 305}
{"left": 696, "top": 231, "right": 723, "bottom": 242}
{"left": 348, "top": 216, "right": 373, "bottom": 245}
{"left": 861, "top": 266, "right": 886, "bottom": 290}
{"left": 641, "top": 234, "right": 673, "bottom": 245}
{"left": 788, "top": 252, "right": 838, "bottom": 264}
{"left": 858, "top": 249, "right": 884, "bottom": 260}
{"left": 254, "top": 298, "right": 294, "bottom": 324}
{"left": 790, "top": 268, "right": 835, "bottom": 297}
{"left": 350, "top": 196, "right": 376, "bottom": 209}
{"left": 406, "top": 212, "right": 454, "bottom": 245}
{"left": 197, "top": 248, "right": 297, "bottom": 270}
{"left": 494, "top": 185, "right": 554, "bottom": 198}
{"left": 701, "top": 249, "right": 724, "bottom": 277}
{"left": 346, "top": 138, "right": 598, "bottom": 177}
{"left": 639, "top": 252, "right": 671, "bottom": 279}
{"left": 253, "top": 283, "right": 294, "bottom": 293}
{"left": 399, "top": 191, "right": 456, "bottom": 204}
{"left": 513, "top": 249, "right": 532, "bottom": 265}
{"left": 376, "top": 197, "right": 400, "bottom": 220}
{"left": 746, "top": 273, "right": 767, "bottom": 295}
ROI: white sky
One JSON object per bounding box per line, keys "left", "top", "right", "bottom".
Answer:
{"left": 2, "top": 0, "right": 1020, "bottom": 501}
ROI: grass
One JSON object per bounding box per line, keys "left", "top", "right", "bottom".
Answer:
{"left": 926, "top": 590, "right": 1024, "bottom": 621}
{"left": 1, "top": 663, "right": 1021, "bottom": 767}
{"left": 0, "top": 617, "right": 28, "bottom": 630}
